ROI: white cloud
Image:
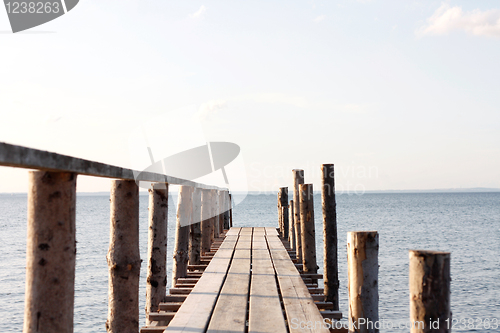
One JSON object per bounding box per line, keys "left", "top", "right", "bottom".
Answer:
{"left": 417, "top": 3, "right": 500, "bottom": 38}
{"left": 194, "top": 100, "right": 227, "bottom": 121}
{"left": 314, "top": 15, "right": 326, "bottom": 23}
{"left": 189, "top": 5, "right": 206, "bottom": 19}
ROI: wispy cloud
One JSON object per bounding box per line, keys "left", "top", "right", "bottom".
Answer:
{"left": 417, "top": 3, "right": 500, "bottom": 38}
{"left": 314, "top": 15, "right": 326, "bottom": 23}
{"left": 194, "top": 100, "right": 227, "bottom": 121}
{"left": 189, "top": 5, "right": 206, "bottom": 19}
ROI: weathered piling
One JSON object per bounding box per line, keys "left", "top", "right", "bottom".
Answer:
{"left": 229, "top": 193, "right": 233, "bottom": 228}
{"left": 347, "top": 231, "right": 379, "bottom": 333}
{"left": 292, "top": 169, "right": 304, "bottom": 262}
{"left": 278, "top": 187, "right": 289, "bottom": 239}
{"left": 189, "top": 188, "right": 202, "bottom": 265}
{"left": 212, "top": 189, "right": 220, "bottom": 239}
{"left": 23, "top": 171, "right": 77, "bottom": 333}
{"left": 218, "top": 191, "right": 225, "bottom": 235}
{"left": 145, "top": 183, "right": 169, "bottom": 325}
{"left": 299, "top": 184, "right": 317, "bottom": 276}
{"left": 172, "top": 186, "right": 193, "bottom": 288}
{"left": 321, "top": 164, "right": 339, "bottom": 310}
{"left": 289, "top": 200, "right": 295, "bottom": 250}
{"left": 224, "top": 191, "right": 230, "bottom": 230}
{"left": 201, "top": 189, "right": 212, "bottom": 255}
{"left": 409, "top": 250, "right": 451, "bottom": 333}
{"left": 106, "top": 180, "right": 141, "bottom": 333}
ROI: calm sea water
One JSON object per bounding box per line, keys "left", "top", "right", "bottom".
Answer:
{"left": 0, "top": 192, "right": 499, "bottom": 332}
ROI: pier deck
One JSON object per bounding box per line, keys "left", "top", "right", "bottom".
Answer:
{"left": 145, "top": 227, "right": 340, "bottom": 333}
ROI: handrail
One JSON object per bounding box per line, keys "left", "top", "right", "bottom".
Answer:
{"left": 0, "top": 141, "right": 225, "bottom": 190}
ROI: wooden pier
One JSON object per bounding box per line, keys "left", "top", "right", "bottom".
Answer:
{"left": 142, "top": 227, "right": 341, "bottom": 333}
{"left": 0, "top": 142, "right": 452, "bottom": 333}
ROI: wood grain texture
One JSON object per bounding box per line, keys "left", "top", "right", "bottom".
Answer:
{"left": 207, "top": 232, "right": 252, "bottom": 332}
{"left": 106, "top": 180, "right": 141, "bottom": 333}
{"left": 165, "top": 229, "right": 241, "bottom": 333}
{"left": 299, "top": 184, "right": 317, "bottom": 277}
{"left": 146, "top": 183, "right": 169, "bottom": 324}
{"left": 266, "top": 231, "right": 329, "bottom": 333}
{"left": 172, "top": 186, "right": 193, "bottom": 288}
{"left": 292, "top": 169, "right": 304, "bottom": 263}
{"left": 321, "top": 164, "right": 339, "bottom": 309}
{"left": 248, "top": 233, "right": 287, "bottom": 333}
{"left": 24, "top": 171, "right": 77, "bottom": 333}
{"left": 347, "top": 231, "right": 379, "bottom": 333}
{"left": 409, "top": 250, "right": 451, "bottom": 333}
{"left": 0, "top": 141, "right": 225, "bottom": 190}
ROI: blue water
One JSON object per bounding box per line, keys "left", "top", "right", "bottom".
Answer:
{"left": 1, "top": 192, "right": 499, "bottom": 332}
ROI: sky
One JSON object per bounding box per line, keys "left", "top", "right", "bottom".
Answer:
{"left": 0, "top": 0, "right": 499, "bottom": 193}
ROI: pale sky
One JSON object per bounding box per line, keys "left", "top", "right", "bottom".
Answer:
{"left": 0, "top": 0, "right": 499, "bottom": 193}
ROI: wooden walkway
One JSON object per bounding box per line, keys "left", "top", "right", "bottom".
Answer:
{"left": 143, "top": 227, "right": 341, "bottom": 333}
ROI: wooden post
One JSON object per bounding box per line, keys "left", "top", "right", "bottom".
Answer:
{"left": 145, "top": 183, "right": 168, "bottom": 325}
{"left": 106, "top": 180, "right": 141, "bottom": 333}
{"left": 229, "top": 193, "right": 233, "bottom": 228}
{"left": 289, "top": 200, "right": 295, "bottom": 251}
{"left": 210, "top": 189, "right": 217, "bottom": 242}
{"left": 218, "top": 191, "right": 224, "bottom": 234}
{"left": 278, "top": 187, "right": 289, "bottom": 240}
{"left": 201, "top": 189, "right": 212, "bottom": 255}
{"left": 172, "top": 186, "right": 193, "bottom": 288}
{"left": 213, "top": 190, "right": 220, "bottom": 239}
{"left": 292, "top": 169, "right": 304, "bottom": 262}
{"left": 409, "top": 250, "right": 451, "bottom": 333}
{"left": 321, "top": 164, "right": 339, "bottom": 310}
{"left": 347, "top": 231, "right": 379, "bottom": 333}
{"left": 299, "top": 184, "right": 317, "bottom": 276}
{"left": 223, "top": 191, "right": 230, "bottom": 230}
{"left": 189, "top": 188, "right": 202, "bottom": 265}
{"left": 277, "top": 189, "right": 283, "bottom": 237}
{"left": 23, "top": 171, "right": 77, "bottom": 333}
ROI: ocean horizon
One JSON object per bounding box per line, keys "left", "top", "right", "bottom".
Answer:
{"left": 1, "top": 192, "right": 499, "bottom": 332}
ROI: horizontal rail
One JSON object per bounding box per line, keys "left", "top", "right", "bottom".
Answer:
{"left": 0, "top": 142, "right": 225, "bottom": 190}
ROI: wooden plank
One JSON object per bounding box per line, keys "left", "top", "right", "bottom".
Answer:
{"left": 266, "top": 233, "right": 329, "bottom": 333}
{"left": 225, "top": 227, "right": 241, "bottom": 236}
{"left": 165, "top": 228, "right": 241, "bottom": 333}
{"left": 0, "top": 142, "right": 225, "bottom": 190}
{"left": 264, "top": 227, "right": 278, "bottom": 235}
{"left": 207, "top": 231, "right": 252, "bottom": 332}
{"left": 248, "top": 233, "right": 287, "bottom": 333}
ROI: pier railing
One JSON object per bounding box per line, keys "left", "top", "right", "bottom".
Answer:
{"left": 0, "top": 141, "right": 231, "bottom": 333}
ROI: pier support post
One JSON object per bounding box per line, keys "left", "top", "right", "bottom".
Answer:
{"left": 172, "top": 186, "right": 193, "bottom": 288}
{"left": 347, "top": 231, "right": 379, "bottom": 333}
{"left": 299, "top": 184, "right": 317, "bottom": 276}
{"left": 24, "top": 171, "right": 77, "bottom": 333}
{"left": 289, "top": 200, "right": 295, "bottom": 251}
{"left": 229, "top": 193, "right": 233, "bottom": 228}
{"left": 201, "top": 189, "right": 212, "bottom": 255}
{"left": 189, "top": 188, "right": 202, "bottom": 265}
{"left": 213, "top": 190, "right": 220, "bottom": 239}
{"left": 409, "top": 250, "right": 451, "bottom": 333}
{"left": 106, "top": 180, "right": 141, "bottom": 333}
{"left": 278, "top": 187, "right": 289, "bottom": 239}
{"left": 145, "top": 183, "right": 168, "bottom": 325}
{"left": 321, "top": 164, "right": 339, "bottom": 310}
{"left": 218, "top": 191, "right": 224, "bottom": 235}
{"left": 224, "top": 191, "right": 230, "bottom": 230}
{"left": 292, "top": 169, "right": 304, "bottom": 263}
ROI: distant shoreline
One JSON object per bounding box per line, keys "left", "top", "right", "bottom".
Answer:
{"left": 1, "top": 187, "right": 500, "bottom": 196}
